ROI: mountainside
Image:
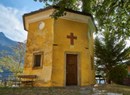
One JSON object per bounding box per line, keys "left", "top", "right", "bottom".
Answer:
{"left": 0, "top": 32, "right": 17, "bottom": 46}
{"left": 0, "top": 32, "right": 25, "bottom": 78}
{"left": 0, "top": 32, "right": 18, "bottom": 55}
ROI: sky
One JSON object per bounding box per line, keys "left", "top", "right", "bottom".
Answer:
{"left": 0, "top": 0, "right": 130, "bottom": 45}
{"left": 0, "top": 0, "right": 44, "bottom": 42}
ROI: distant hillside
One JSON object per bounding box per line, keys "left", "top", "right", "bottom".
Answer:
{"left": 0, "top": 32, "right": 18, "bottom": 55}
{"left": 0, "top": 32, "right": 17, "bottom": 46}
{"left": 0, "top": 32, "right": 25, "bottom": 78}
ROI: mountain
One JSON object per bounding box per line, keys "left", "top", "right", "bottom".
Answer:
{"left": 0, "top": 32, "right": 18, "bottom": 55}
{"left": 0, "top": 32, "right": 17, "bottom": 46}
{"left": 0, "top": 32, "right": 18, "bottom": 79}
{"left": 0, "top": 32, "right": 25, "bottom": 79}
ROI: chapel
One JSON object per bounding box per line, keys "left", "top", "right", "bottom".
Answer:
{"left": 23, "top": 6, "right": 96, "bottom": 87}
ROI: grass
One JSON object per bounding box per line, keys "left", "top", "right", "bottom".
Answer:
{"left": 0, "top": 84, "right": 130, "bottom": 95}
{"left": 0, "top": 87, "right": 82, "bottom": 95}
{"left": 97, "top": 84, "right": 130, "bottom": 95}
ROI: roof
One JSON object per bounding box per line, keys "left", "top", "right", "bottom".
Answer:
{"left": 23, "top": 6, "right": 96, "bottom": 31}
{"left": 23, "top": 6, "right": 93, "bottom": 19}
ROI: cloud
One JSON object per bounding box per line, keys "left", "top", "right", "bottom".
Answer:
{"left": 126, "top": 40, "right": 130, "bottom": 47}
{"left": 0, "top": 4, "right": 27, "bottom": 42}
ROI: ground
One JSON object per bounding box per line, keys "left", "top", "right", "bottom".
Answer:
{"left": 0, "top": 84, "right": 130, "bottom": 95}
{"left": 97, "top": 84, "right": 130, "bottom": 95}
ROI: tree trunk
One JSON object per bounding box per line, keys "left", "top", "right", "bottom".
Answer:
{"left": 107, "top": 78, "right": 111, "bottom": 84}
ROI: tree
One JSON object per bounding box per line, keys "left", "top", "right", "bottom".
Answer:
{"left": 108, "top": 64, "right": 128, "bottom": 84}
{"left": 34, "top": 0, "right": 130, "bottom": 38}
{"left": 93, "top": 0, "right": 130, "bottom": 38}
{"left": 95, "top": 31, "right": 130, "bottom": 83}
{"left": 0, "top": 42, "right": 25, "bottom": 75}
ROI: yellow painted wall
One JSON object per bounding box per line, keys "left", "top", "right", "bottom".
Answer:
{"left": 24, "top": 18, "right": 54, "bottom": 86}
{"left": 23, "top": 12, "right": 95, "bottom": 87}
{"left": 52, "top": 18, "right": 95, "bottom": 86}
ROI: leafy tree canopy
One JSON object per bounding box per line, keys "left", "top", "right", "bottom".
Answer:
{"left": 95, "top": 31, "right": 130, "bottom": 83}
{"left": 108, "top": 64, "right": 128, "bottom": 84}
{"left": 0, "top": 43, "right": 25, "bottom": 75}
{"left": 34, "top": 0, "right": 130, "bottom": 38}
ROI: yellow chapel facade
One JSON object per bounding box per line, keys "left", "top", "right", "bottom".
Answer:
{"left": 23, "top": 6, "right": 96, "bottom": 87}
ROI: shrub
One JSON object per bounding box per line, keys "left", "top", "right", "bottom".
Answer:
{"left": 108, "top": 64, "right": 128, "bottom": 84}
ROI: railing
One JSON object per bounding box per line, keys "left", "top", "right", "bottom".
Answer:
{"left": 0, "top": 74, "right": 37, "bottom": 87}
{"left": 18, "top": 75, "right": 37, "bottom": 87}
{"left": 0, "top": 75, "right": 20, "bottom": 87}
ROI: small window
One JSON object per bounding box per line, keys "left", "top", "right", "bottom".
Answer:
{"left": 33, "top": 52, "right": 43, "bottom": 68}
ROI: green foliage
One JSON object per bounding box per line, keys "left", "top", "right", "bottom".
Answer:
{"left": 0, "top": 42, "right": 25, "bottom": 75}
{"left": 34, "top": 0, "right": 80, "bottom": 19}
{"left": 95, "top": 32, "right": 130, "bottom": 69}
{"left": 95, "top": 31, "right": 130, "bottom": 83}
{"left": 34, "top": 0, "right": 130, "bottom": 38}
{"left": 108, "top": 64, "right": 128, "bottom": 84}
{"left": 93, "top": 0, "right": 130, "bottom": 38}
{"left": 81, "top": 0, "right": 92, "bottom": 14}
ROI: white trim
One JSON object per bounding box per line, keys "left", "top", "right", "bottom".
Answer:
{"left": 88, "top": 18, "right": 96, "bottom": 33}
{"left": 24, "top": 9, "right": 91, "bottom": 30}
{"left": 25, "top": 9, "right": 54, "bottom": 30}
{"left": 33, "top": 51, "right": 43, "bottom": 68}
{"left": 61, "top": 12, "right": 89, "bottom": 24}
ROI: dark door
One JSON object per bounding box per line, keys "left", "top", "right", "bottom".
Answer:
{"left": 66, "top": 54, "right": 78, "bottom": 86}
